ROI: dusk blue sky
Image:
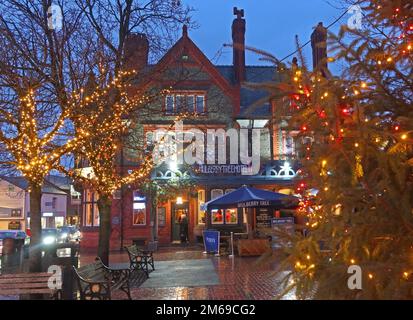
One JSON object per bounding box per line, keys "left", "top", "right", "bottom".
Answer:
{"left": 183, "top": 0, "right": 351, "bottom": 72}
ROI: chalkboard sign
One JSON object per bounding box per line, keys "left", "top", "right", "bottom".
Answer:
{"left": 270, "top": 217, "right": 295, "bottom": 248}
{"left": 256, "top": 208, "right": 272, "bottom": 228}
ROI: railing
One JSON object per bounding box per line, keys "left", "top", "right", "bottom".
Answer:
{"left": 151, "top": 160, "right": 301, "bottom": 181}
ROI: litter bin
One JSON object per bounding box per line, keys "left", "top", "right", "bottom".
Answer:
{"left": 2, "top": 238, "right": 15, "bottom": 255}
{"left": 0, "top": 231, "right": 27, "bottom": 272}
{"left": 1, "top": 238, "right": 25, "bottom": 270}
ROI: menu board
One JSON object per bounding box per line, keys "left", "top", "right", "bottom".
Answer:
{"left": 255, "top": 208, "right": 272, "bottom": 228}
{"left": 270, "top": 217, "right": 295, "bottom": 248}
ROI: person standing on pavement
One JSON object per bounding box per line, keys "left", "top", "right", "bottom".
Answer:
{"left": 179, "top": 212, "right": 189, "bottom": 243}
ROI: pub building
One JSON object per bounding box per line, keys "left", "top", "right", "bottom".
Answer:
{"left": 79, "top": 8, "right": 327, "bottom": 249}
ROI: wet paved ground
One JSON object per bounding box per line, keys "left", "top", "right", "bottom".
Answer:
{"left": 80, "top": 246, "right": 295, "bottom": 300}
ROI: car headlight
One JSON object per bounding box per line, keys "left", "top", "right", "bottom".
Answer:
{"left": 61, "top": 233, "right": 68, "bottom": 239}
{"left": 43, "top": 236, "right": 56, "bottom": 245}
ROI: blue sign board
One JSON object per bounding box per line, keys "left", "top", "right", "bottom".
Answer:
{"left": 271, "top": 217, "right": 295, "bottom": 226}
{"left": 203, "top": 230, "right": 220, "bottom": 254}
{"left": 270, "top": 217, "right": 295, "bottom": 248}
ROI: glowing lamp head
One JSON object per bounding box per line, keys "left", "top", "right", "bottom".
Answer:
{"left": 43, "top": 236, "right": 56, "bottom": 245}
{"left": 169, "top": 160, "right": 178, "bottom": 172}
{"left": 176, "top": 197, "right": 183, "bottom": 205}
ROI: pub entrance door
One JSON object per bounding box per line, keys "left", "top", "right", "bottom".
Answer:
{"left": 171, "top": 202, "right": 189, "bottom": 242}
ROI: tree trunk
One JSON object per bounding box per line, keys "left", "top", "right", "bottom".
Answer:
{"left": 28, "top": 183, "right": 42, "bottom": 272}
{"left": 97, "top": 194, "right": 112, "bottom": 266}
{"left": 149, "top": 191, "right": 158, "bottom": 242}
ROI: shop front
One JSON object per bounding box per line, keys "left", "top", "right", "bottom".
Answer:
{"left": 150, "top": 160, "right": 301, "bottom": 246}
{"left": 80, "top": 160, "right": 301, "bottom": 250}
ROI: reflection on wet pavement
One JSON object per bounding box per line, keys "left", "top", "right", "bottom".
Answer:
{"left": 79, "top": 246, "right": 296, "bottom": 300}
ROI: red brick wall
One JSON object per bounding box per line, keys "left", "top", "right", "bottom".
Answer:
{"left": 80, "top": 190, "right": 199, "bottom": 250}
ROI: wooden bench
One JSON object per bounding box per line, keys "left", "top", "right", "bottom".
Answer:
{"left": 0, "top": 272, "right": 61, "bottom": 299}
{"left": 73, "top": 257, "right": 131, "bottom": 300}
{"left": 125, "top": 244, "right": 155, "bottom": 276}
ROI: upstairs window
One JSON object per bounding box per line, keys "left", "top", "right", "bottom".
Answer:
{"left": 196, "top": 95, "right": 205, "bottom": 113}
{"left": 166, "top": 95, "right": 174, "bottom": 114}
{"left": 164, "top": 92, "right": 206, "bottom": 114}
{"left": 281, "top": 131, "right": 298, "bottom": 158}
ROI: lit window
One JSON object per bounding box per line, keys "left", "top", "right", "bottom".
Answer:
{"left": 83, "top": 190, "right": 99, "bottom": 227}
{"left": 198, "top": 190, "right": 206, "bottom": 224}
{"left": 133, "top": 191, "right": 146, "bottom": 225}
{"left": 211, "top": 208, "right": 237, "bottom": 225}
{"left": 211, "top": 209, "right": 224, "bottom": 224}
{"left": 225, "top": 209, "right": 238, "bottom": 224}
{"left": 282, "top": 131, "right": 296, "bottom": 156}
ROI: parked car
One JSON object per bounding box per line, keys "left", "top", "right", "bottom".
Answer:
{"left": 41, "top": 228, "right": 62, "bottom": 245}
{"left": 58, "top": 225, "right": 81, "bottom": 242}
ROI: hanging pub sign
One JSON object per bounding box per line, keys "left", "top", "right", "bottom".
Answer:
{"left": 203, "top": 230, "right": 220, "bottom": 255}
{"left": 8, "top": 220, "right": 21, "bottom": 230}
{"left": 256, "top": 208, "right": 272, "bottom": 228}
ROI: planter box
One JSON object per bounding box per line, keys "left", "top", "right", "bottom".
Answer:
{"left": 237, "top": 239, "right": 271, "bottom": 256}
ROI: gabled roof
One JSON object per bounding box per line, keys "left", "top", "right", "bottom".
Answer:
{"left": 134, "top": 27, "right": 284, "bottom": 119}
{"left": 139, "top": 28, "right": 237, "bottom": 102}
{"left": 45, "top": 175, "right": 72, "bottom": 191}
{"left": 0, "top": 176, "right": 67, "bottom": 195}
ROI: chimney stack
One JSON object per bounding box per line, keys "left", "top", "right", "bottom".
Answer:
{"left": 124, "top": 33, "right": 149, "bottom": 73}
{"left": 311, "top": 22, "right": 328, "bottom": 75}
{"left": 232, "top": 7, "right": 246, "bottom": 84}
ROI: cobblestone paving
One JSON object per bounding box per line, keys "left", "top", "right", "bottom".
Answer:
{"left": 79, "top": 246, "right": 294, "bottom": 300}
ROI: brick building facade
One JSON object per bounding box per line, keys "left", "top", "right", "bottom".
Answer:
{"left": 79, "top": 8, "right": 328, "bottom": 249}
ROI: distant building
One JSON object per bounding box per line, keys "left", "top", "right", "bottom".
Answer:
{"left": 0, "top": 176, "right": 68, "bottom": 230}
{"left": 45, "top": 175, "right": 82, "bottom": 226}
